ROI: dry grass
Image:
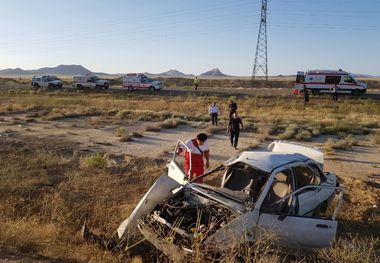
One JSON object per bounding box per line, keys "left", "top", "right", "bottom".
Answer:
{"left": 317, "top": 236, "right": 379, "bottom": 263}
{"left": 205, "top": 125, "right": 225, "bottom": 135}
{"left": 1, "top": 86, "right": 380, "bottom": 262}
{"left": 80, "top": 154, "right": 109, "bottom": 169}
{"left": 0, "top": 137, "right": 166, "bottom": 262}
{"left": 369, "top": 130, "right": 380, "bottom": 144}
{"left": 325, "top": 135, "right": 359, "bottom": 150}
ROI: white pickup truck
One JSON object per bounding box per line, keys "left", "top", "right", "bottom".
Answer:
{"left": 73, "top": 74, "right": 109, "bottom": 90}
{"left": 31, "top": 76, "right": 63, "bottom": 88}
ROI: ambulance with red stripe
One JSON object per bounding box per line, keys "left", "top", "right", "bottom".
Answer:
{"left": 123, "top": 73, "right": 163, "bottom": 91}
{"left": 295, "top": 69, "right": 367, "bottom": 96}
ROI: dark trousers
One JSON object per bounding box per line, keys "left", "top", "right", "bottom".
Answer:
{"left": 230, "top": 130, "right": 240, "bottom": 147}
{"left": 194, "top": 84, "right": 198, "bottom": 90}
{"left": 211, "top": 113, "right": 218, "bottom": 125}
{"left": 229, "top": 110, "right": 236, "bottom": 118}
{"left": 333, "top": 93, "right": 338, "bottom": 101}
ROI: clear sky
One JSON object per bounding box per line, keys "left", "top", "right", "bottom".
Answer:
{"left": 0, "top": 0, "right": 379, "bottom": 76}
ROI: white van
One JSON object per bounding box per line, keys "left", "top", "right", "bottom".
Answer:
{"left": 122, "top": 73, "right": 163, "bottom": 91}
{"left": 295, "top": 70, "right": 367, "bottom": 96}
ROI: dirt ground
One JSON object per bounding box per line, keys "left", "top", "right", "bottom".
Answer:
{"left": 1, "top": 111, "right": 379, "bottom": 179}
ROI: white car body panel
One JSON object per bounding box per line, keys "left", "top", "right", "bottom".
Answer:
{"left": 116, "top": 175, "right": 181, "bottom": 238}
{"left": 257, "top": 213, "right": 337, "bottom": 248}
{"left": 268, "top": 140, "right": 324, "bottom": 169}
{"left": 204, "top": 210, "right": 258, "bottom": 248}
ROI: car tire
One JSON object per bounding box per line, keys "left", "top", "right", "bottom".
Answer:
{"left": 34, "top": 83, "right": 40, "bottom": 89}
{"left": 311, "top": 89, "right": 319, "bottom": 96}
{"left": 149, "top": 86, "right": 156, "bottom": 91}
{"left": 128, "top": 86, "right": 133, "bottom": 91}
{"left": 352, "top": 89, "right": 360, "bottom": 96}
{"left": 77, "top": 84, "right": 83, "bottom": 90}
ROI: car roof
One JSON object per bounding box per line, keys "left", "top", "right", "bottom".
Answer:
{"left": 227, "top": 151, "right": 310, "bottom": 173}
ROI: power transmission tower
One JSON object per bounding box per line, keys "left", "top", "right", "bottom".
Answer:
{"left": 252, "top": 0, "right": 268, "bottom": 81}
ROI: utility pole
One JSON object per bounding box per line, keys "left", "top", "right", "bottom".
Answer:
{"left": 252, "top": 0, "right": 268, "bottom": 81}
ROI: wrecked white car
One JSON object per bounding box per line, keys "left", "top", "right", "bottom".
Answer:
{"left": 110, "top": 140, "right": 344, "bottom": 258}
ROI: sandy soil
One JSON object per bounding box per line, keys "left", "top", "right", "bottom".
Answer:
{"left": 0, "top": 112, "right": 258, "bottom": 166}
{"left": 1, "top": 112, "right": 379, "bottom": 182}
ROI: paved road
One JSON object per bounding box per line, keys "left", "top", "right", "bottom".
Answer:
{"left": 3, "top": 83, "right": 380, "bottom": 100}
{"left": 61, "top": 85, "right": 380, "bottom": 100}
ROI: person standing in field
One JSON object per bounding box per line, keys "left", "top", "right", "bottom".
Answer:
{"left": 331, "top": 84, "right": 338, "bottom": 101}
{"left": 208, "top": 102, "right": 219, "bottom": 126}
{"left": 228, "top": 100, "right": 238, "bottom": 118}
{"left": 177, "top": 133, "right": 210, "bottom": 183}
{"left": 227, "top": 113, "right": 243, "bottom": 149}
{"left": 194, "top": 76, "right": 199, "bottom": 90}
{"left": 303, "top": 86, "right": 309, "bottom": 107}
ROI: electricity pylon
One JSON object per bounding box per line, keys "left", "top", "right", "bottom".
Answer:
{"left": 252, "top": 0, "right": 268, "bottom": 81}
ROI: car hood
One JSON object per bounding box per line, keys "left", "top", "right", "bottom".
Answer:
{"left": 50, "top": 80, "right": 63, "bottom": 84}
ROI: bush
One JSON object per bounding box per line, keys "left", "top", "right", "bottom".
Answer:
{"left": 80, "top": 154, "right": 108, "bottom": 169}
{"left": 114, "top": 127, "right": 127, "bottom": 137}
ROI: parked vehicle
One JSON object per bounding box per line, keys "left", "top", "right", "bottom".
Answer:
{"left": 72, "top": 74, "right": 109, "bottom": 90}
{"left": 85, "top": 140, "right": 343, "bottom": 260}
{"left": 122, "top": 73, "right": 163, "bottom": 91}
{"left": 31, "top": 75, "right": 63, "bottom": 88}
{"left": 295, "top": 69, "right": 367, "bottom": 96}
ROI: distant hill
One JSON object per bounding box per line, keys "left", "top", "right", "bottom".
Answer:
{"left": 0, "top": 64, "right": 93, "bottom": 75}
{"left": 200, "top": 68, "right": 228, "bottom": 77}
{"left": 159, "top": 69, "right": 187, "bottom": 77}
{"left": 350, "top": 73, "right": 379, "bottom": 78}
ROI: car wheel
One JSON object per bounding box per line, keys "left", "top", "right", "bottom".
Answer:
{"left": 149, "top": 86, "right": 156, "bottom": 91}
{"left": 311, "top": 89, "right": 319, "bottom": 95}
{"left": 48, "top": 84, "right": 53, "bottom": 88}
{"left": 352, "top": 89, "right": 360, "bottom": 96}
{"left": 34, "top": 83, "right": 40, "bottom": 89}
{"left": 77, "top": 84, "right": 83, "bottom": 90}
{"left": 128, "top": 86, "right": 133, "bottom": 91}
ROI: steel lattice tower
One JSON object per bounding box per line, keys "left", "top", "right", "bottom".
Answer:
{"left": 252, "top": 0, "right": 268, "bottom": 81}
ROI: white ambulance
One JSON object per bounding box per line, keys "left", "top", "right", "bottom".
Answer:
{"left": 72, "top": 74, "right": 109, "bottom": 90}
{"left": 122, "top": 73, "right": 163, "bottom": 91}
{"left": 295, "top": 70, "right": 367, "bottom": 96}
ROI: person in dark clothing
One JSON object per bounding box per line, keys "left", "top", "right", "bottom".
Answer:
{"left": 331, "top": 85, "right": 338, "bottom": 101}
{"left": 303, "top": 86, "right": 309, "bottom": 107}
{"left": 227, "top": 112, "right": 243, "bottom": 149}
{"left": 228, "top": 100, "right": 238, "bottom": 118}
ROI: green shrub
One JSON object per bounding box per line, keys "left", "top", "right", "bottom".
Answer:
{"left": 80, "top": 154, "right": 108, "bottom": 169}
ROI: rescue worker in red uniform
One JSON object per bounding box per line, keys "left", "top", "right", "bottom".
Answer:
{"left": 178, "top": 133, "right": 209, "bottom": 183}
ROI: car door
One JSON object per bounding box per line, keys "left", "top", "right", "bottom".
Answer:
{"left": 167, "top": 140, "right": 189, "bottom": 185}
{"left": 292, "top": 164, "right": 321, "bottom": 216}
{"left": 257, "top": 213, "right": 337, "bottom": 249}
{"left": 257, "top": 167, "right": 339, "bottom": 249}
